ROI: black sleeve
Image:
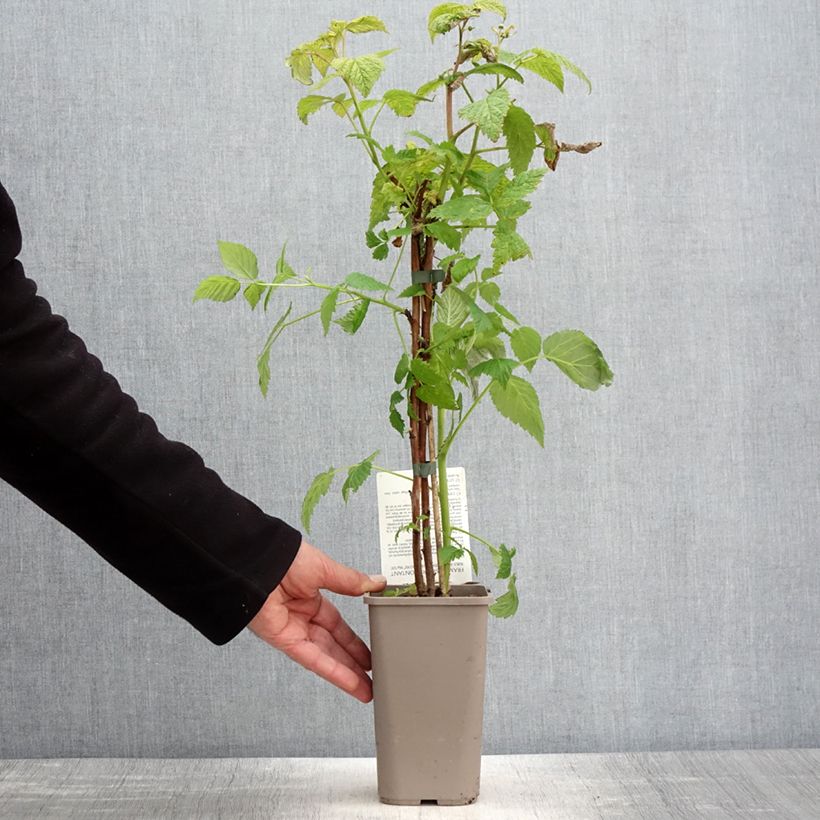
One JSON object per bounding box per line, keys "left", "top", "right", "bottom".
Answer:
{"left": 0, "top": 181, "right": 302, "bottom": 645}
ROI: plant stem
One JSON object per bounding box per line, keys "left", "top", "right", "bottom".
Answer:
{"left": 452, "top": 525, "right": 497, "bottom": 552}
{"left": 373, "top": 465, "right": 413, "bottom": 482}
{"left": 437, "top": 405, "right": 453, "bottom": 595}
{"left": 441, "top": 381, "right": 491, "bottom": 453}
{"left": 428, "top": 418, "right": 444, "bottom": 593}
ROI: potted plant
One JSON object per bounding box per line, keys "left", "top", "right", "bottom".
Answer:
{"left": 194, "top": 1, "right": 611, "bottom": 805}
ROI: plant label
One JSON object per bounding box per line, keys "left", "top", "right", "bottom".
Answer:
{"left": 376, "top": 467, "right": 473, "bottom": 584}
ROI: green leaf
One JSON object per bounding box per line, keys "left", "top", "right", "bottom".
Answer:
{"left": 297, "top": 94, "right": 331, "bottom": 124}
{"left": 492, "top": 221, "right": 531, "bottom": 267}
{"left": 275, "top": 245, "right": 296, "bottom": 281}
{"left": 495, "top": 168, "right": 547, "bottom": 208}
{"left": 389, "top": 390, "right": 405, "bottom": 436}
{"left": 489, "top": 375, "right": 544, "bottom": 446}
{"left": 301, "top": 467, "right": 337, "bottom": 533}
{"left": 394, "top": 354, "right": 409, "bottom": 383}
{"left": 464, "top": 62, "right": 522, "bottom": 83}
{"left": 555, "top": 52, "right": 592, "bottom": 93}
{"left": 489, "top": 574, "right": 518, "bottom": 618}
{"left": 451, "top": 254, "right": 480, "bottom": 283}
{"left": 320, "top": 287, "right": 340, "bottom": 335}
{"left": 416, "top": 77, "right": 445, "bottom": 97}
{"left": 439, "top": 543, "right": 464, "bottom": 564}
{"left": 383, "top": 89, "right": 428, "bottom": 117}
{"left": 345, "top": 272, "right": 391, "bottom": 291}
{"left": 503, "top": 104, "right": 536, "bottom": 174}
{"left": 409, "top": 357, "right": 447, "bottom": 388}
{"left": 217, "top": 241, "right": 258, "bottom": 279}
{"left": 424, "top": 220, "right": 462, "bottom": 250}
{"left": 342, "top": 450, "right": 379, "bottom": 502}
{"left": 243, "top": 282, "right": 265, "bottom": 310}
{"left": 475, "top": 0, "right": 507, "bottom": 18}
{"left": 436, "top": 286, "right": 469, "bottom": 327}
{"left": 416, "top": 382, "right": 459, "bottom": 409}
{"left": 542, "top": 330, "right": 614, "bottom": 390}
{"left": 458, "top": 87, "right": 512, "bottom": 141}
{"left": 519, "top": 49, "right": 564, "bottom": 92}
{"left": 342, "top": 15, "right": 388, "bottom": 34}
{"left": 479, "top": 281, "right": 500, "bottom": 305}
{"left": 469, "top": 357, "right": 517, "bottom": 387}
{"left": 494, "top": 543, "right": 516, "bottom": 579}
{"left": 510, "top": 326, "right": 541, "bottom": 371}
{"left": 331, "top": 52, "right": 391, "bottom": 96}
{"left": 336, "top": 299, "right": 370, "bottom": 334}
{"left": 193, "top": 275, "right": 240, "bottom": 303}
{"left": 429, "top": 195, "right": 493, "bottom": 221}
{"left": 398, "top": 283, "right": 426, "bottom": 298}
{"left": 427, "top": 3, "right": 478, "bottom": 40}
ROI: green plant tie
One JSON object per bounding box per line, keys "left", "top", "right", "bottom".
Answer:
{"left": 411, "top": 269, "right": 445, "bottom": 284}
{"left": 412, "top": 461, "right": 437, "bottom": 477}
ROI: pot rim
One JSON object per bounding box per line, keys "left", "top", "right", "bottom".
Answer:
{"left": 364, "top": 582, "right": 493, "bottom": 607}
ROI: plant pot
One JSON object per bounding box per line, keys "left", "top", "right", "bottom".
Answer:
{"left": 363, "top": 583, "right": 493, "bottom": 806}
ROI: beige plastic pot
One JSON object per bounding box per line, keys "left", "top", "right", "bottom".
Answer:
{"left": 363, "top": 583, "right": 493, "bottom": 806}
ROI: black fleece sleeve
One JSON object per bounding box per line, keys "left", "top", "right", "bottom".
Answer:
{"left": 0, "top": 181, "right": 302, "bottom": 644}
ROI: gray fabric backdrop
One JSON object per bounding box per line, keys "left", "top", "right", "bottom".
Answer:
{"left": 1, "top": 0, "right": 817, "bottom": 757}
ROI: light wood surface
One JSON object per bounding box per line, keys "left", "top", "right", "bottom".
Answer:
{"left": 0, "top": 750, "right": 818, "bottom": 819}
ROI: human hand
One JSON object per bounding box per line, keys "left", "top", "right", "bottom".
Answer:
{"left": 247, "top": 540, "right": 386, "bottom": 703}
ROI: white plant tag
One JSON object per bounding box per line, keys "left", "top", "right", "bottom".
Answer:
{"left": 376, "top": 467, "right": 472, "bottom": 585}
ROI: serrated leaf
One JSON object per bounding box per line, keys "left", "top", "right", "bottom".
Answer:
{"left": 416, "top": 76, "right": 445, "bottom": 97}
{"left": 475, "top": 0, "right": 507, "bottom": 18}
{"left": 436, "top": 286, "right": 470, "bottom": 327}
{"left": 342, "top": 450, "right": 379, "bottom": 502}
{"left": 217, "top": 241, "right": 258, "bottom": 280}
{"left": 275, "top": 245, "right": 296, "bottom": 281}
{"left": 451, "top": 254, "right": 480, "bottom": 283}
{"left": 479, "top": 281, "right": 500, "bottom": 305}
{"left": 331, "top": 52, "right": 389, "bottom": 96}
{"left": 193, "top": 275, "right": 241, "bottom": 303}
{"left": 416, "top": 382, "right": 459, "bottom": 409}
{"left": 459, "top": 87, "right": 512, "bottom": 141}
{"left": 409, "top": 357, "right": 446, "bottom": 388}
{"left": 424, "top": 220, "right": 462, "bottom": 250}
{"left": 495, "top": 543, "right": 516, "bottom": 579}
{"left": 492, "top": 222, "right": 531, "bottom": 267}
{"left": 243, "top": 282, "right": 265, "bottom": 310}
{"left": 510, "top": 326, "right": 541, "bottom": 371}
{"left": 398, "top": 283, "right": 426, "bottom": 298}
{"left": 495, "top": 168, "right": 547, "bottom": 209}
{"left": 383, "top": 89, "right": 428, "bottom": 117}
{"left": 439, "top": 543, "right": 464, "bottom": 564}
{"left": 297, "top": 94, "right": 331, "bottom": 124}
{"left": 503, "top": 104, "right": 536, "bottom": 174}
{"left": 469, "top": 357, "right": 517, "bottom": 387}
{"left": 519, "top": 49, "right": 564, "bottom": 92}
{"left": 427, "top": 3, "right": 477, "bottom": 40}
{"left": 372, "top": 243, "right": 389, "bottom": 261}
{"left": 336, "top": 299, "right": 370, "bottom": 334}
{"left": 429, "top": 194, "right": 493, "bottom": 221}
{"left": 389, "top": 389, "right": 405, "bottom": 436}
{"left": 320, "top": 287, "right": 340, "bottom": 335}
{"left": 464, "top": 62, "right": 522, "bottom": 82}
{"left": 489, "top": 574, "right": 518, "bottom": 618}
{"left": 343, "top": 15, "right": 388, "bottom": 34}
{"left": 301, "top": 467, "right": 337, "bottom": 533}
{"left": 393, "top": 353, "right": 410, "bottom": 384}
{"left": 489, "top": 374, "right": 544, "bottom": 446}
{"left": 345, "top": 272, "right": 391, "bottom": 291}
{"left": 542, "top": 329, "right": 613, "bottom": 390}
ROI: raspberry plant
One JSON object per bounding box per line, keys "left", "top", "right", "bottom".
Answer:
{"left": 195, "top": 2, "right": 613, "bottom": 617}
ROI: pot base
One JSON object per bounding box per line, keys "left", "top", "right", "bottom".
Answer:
{"left": 380, "top": 795, "right": 479, "bottom": 806}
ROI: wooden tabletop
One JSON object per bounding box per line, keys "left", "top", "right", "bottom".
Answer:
{"left": 1, "top": 750, "right": 818, "bottom": 819}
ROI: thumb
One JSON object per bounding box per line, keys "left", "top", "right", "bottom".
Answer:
{"left": 320, "top": 555, "right": 386, "bottom": 596}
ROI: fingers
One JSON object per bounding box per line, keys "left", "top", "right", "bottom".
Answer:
{"left": 310, "top": 624, "right": 372, "bottom": 694}
{"left": 312, "top": 594, "right": 372, "bottom": 670}
{"left": 284, "top": 636, "right": 373, "bottom": 703}
{"left": 319, "top": 552, "right": 386, "bottom": 597}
